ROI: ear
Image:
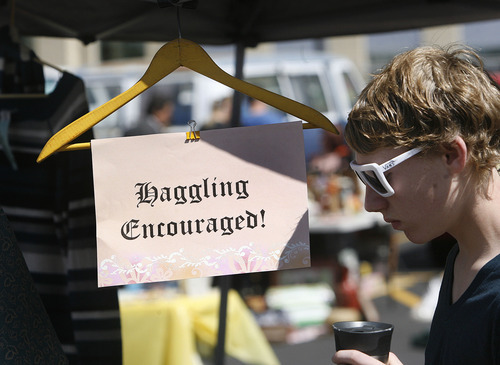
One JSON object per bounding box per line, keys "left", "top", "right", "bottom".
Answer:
{"left": 442, "top": 136, "right": 467, "bottom": 173}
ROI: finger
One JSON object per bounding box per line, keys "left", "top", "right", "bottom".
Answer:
{"left": 387, "top": 352, "right": 404, "bottom": 365}
{"left": 332, "top": 350, "right": 384, "bottom": 364}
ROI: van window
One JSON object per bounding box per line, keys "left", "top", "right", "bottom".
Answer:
{"left": 289, "top": 74, "right": 328, "bottom": 113}
{"left": 245, "top": 75, "right": 281, "bottom": 94}
{"left": 244, "top": 75, "right": 286, "bottom": 119}
{"left": 342, "top": 71, "right": 360, "bottom": 107}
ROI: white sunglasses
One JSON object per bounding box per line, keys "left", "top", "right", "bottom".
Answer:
{"left": 350, "top": 147, "right": 422, "bottom": 197}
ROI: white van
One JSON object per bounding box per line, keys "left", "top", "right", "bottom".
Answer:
{"left": 70, "top": 51, "right": 365, "bottom": 161}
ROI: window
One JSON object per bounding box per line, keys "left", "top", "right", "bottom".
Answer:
{"left": 245, "top": 75, "right": 286, "bottom": 118}
{"left": 245, "top": 75, "right": 281, "bottom": 94}
{"left": 100, "top": 41, "right": 145, "bottom": 61}
{"left": 342, "top": 71, "right": 360, "bottom": 107}
{"left": 289, "top": 74, "right": 328, "bottom": 113}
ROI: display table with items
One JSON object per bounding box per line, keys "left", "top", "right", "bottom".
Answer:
{"left": 306, "top": 167, "right": 386, "bottom": 233}
{"left": 119, "top": 288, "right": 279, "bottom": 365}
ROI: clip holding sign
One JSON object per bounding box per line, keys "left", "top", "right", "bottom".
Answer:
{"left": 185, "top": 120, "right": 200, "bottom": 142}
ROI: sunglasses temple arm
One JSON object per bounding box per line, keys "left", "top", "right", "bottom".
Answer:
{"left": 381, "top": 148, "right": 421, "bottom": 170}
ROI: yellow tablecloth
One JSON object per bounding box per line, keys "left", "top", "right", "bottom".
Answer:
{"left": 120, "top": 289, "right": 280, "bottom": 365}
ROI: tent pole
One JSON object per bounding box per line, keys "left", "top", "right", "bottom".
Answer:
{"left": 230, "top": 41, "right": 245, "bottom": 127}
{"left": 214, "top": 41, "right": 245, "bottom": 365}
{"left": 214, "top": 275, "right": 231, "bottom": 365}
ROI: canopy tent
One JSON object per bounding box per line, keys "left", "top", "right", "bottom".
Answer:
{"left": 3, "top": 0, "right": 500, "bottom": 45}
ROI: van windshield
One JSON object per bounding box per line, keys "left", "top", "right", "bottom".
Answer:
{"left": 289, "top": 74, "right": 328, "bottom": 113}
{"left": 245, "top": 75, "right": 281, "bottom": 94}
{"left": 246, "top": 74, "right": 329, "bottom": 115}
{"left": 342, "top": 71, "right": 360, "bottom": 107}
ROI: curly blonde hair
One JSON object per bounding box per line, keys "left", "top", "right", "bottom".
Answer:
{"left": 345, "top": 45, "right": 500, "bottom": 184}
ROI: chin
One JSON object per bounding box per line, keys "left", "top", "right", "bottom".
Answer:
{"left": 403, "top": 230, "right": 433, "bottom": 245}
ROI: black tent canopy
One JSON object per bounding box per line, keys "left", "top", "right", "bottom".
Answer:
{"left": 4, "top": 0, "right": 500, "bottom": 45}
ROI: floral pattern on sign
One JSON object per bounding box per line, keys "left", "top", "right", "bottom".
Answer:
{"left": 278, "top": 242, "right": 311, "bottom": 267}
{"left": 99, "top": 242, "right": 310, "bottom": 286}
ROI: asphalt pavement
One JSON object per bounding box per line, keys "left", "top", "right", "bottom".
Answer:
{"left": 215, "top": 274, "right": 433, "bottom": 365}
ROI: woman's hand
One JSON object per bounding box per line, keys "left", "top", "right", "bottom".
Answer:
{"left": 332, "top": 350, "right": 403, "bottom": 365}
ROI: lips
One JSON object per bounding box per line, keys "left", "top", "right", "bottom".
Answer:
{"left": 391, "top": 221, "right": 402, "bottom": 230}
{"left": 384, "top": 217, "right": 402, "bottom": 230}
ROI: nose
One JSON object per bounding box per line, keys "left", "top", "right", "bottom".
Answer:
{"left": 363, "top": 186, "right": 388, "bottom": 212}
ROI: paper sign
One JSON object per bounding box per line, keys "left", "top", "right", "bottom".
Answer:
{"left": 91, "top": 122, "right": 310, "bottom": 287}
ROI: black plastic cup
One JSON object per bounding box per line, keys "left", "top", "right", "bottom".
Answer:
{"left": 333, "top": 321, "right": 394, "bottom": 364}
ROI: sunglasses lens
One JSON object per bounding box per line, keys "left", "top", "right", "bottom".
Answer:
{"left": 357, "top": 170, "right": 388, "bottom": 195}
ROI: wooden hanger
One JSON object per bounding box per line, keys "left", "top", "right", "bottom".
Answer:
{"left": 37, "top": 38, "right": 338, "bottom": 163}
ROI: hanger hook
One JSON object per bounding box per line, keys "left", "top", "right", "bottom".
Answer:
{"left": 164, "top": 0, "right": 185, "bottom": 38}
{"left": 159, "top": 0, "right": 198, "bottom": 38}
{"left": 176, "top": 5, "right": 182, "bottom": 38}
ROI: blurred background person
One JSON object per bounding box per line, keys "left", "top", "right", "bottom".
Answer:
{"left": 202, "top": 96, "right": 232, "bottom": 130}
{"left": 241, "top": 96, "right": 286, "bottom": 126}
{"left": 124, "top": 96, "right": 175, "bottom": 136}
